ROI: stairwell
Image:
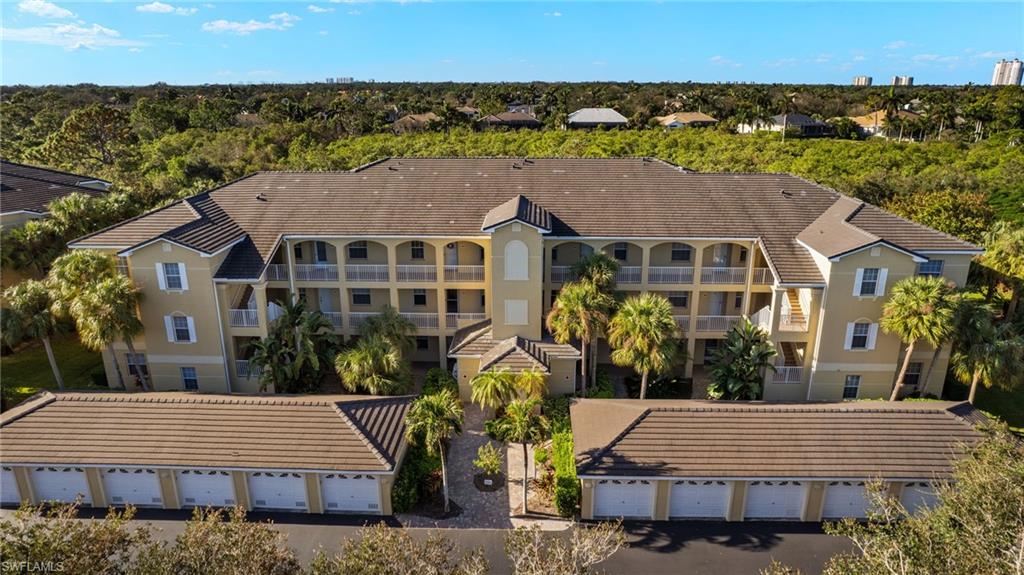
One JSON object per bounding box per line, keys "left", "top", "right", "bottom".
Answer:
{"left": 779, "top": 342, "right": 800, "bottom": 366}
{"left": 785, "top": 290, "right": 805, "bottom": 324}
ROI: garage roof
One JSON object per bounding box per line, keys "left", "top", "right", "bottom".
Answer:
{"left": 0, "top": 392, "right": 412, "bottom": 473}
{"left": 572, "top": 399, "right": 988, "bottom": 480}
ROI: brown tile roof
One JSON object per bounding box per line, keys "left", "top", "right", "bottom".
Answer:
{"left": 449, "top": 320, "right": 579, "bottom": 373}
{"left": 1, "top": 160, "right": 109, "bottom": 215}
{"left": 481, "top": 194, "right": 552, "bottom": 232}
{"left": 68, "top": 158, "right": 978, "bottom": 284}
{"left": 656, "top": 112, "right": 718, "bottom": 126}
{"left": 572, "top": 399, "right": 987, "bottom": 480}
{"left": 0, "top": 392, "right": 412, "bottom": 472}
{"left": 479, "top": 112, "right": 542, "bottom": 127}
{"left": 849, "top": 109, "right": 921, "bottom": 128}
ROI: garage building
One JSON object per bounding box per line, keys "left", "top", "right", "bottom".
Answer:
{"left": 572, "top": 399, "right": 986, "bottom": 521}
{"left": 0, "top": 391, "right": 412, "bottom": 515}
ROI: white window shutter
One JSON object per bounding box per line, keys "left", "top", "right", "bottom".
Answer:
{"left": 875, "top": 269, "right": 888, "bottom": 296}
{"left": 156, "top": 264, "right": 167, "bottom": 290}
{"left": 852, "top": 268, "right": 864, "bottom": 297}
{"left": 186, "top": 317, "right": 197, "bottom": 343}
{"left": 164, "top": 316, "right": 174, "bottom": 342}
{"left": 867, "top": 324, "right": 879, "bottom": 350}
{"left": 178, "top": 263, "right": 189, "bottom": 291}
{"left": 843, "top": 323, "right": 855, "bottom": 350}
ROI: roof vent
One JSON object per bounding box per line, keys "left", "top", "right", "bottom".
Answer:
{"left": 255, "top": 193, "right": 268, "bottom": 202}
{"left": 511, "top": 163, "right": 522, "bottom": 169}
{"left": 780, "top": 189, "right": 794, "bottom": 198}
{"left": 523, "top": 158, "right": 534, "bottom": 165}
{"left": 388, "top": 166, "right": 398, "bottom": 172}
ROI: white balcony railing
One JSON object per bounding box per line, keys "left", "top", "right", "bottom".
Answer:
{"left": 228, "top": 309, "right": 259, "bottom": 328}
{"left": 648, "top": 266, "right": 694, "bottom": 284}
{"left": 750, "top": 306, "right": 772, "bottom": 331}
{"left": 349, "top": 312, "right": 376, "bottom": 328}
{"left": 265, "top": 264, "right": 289, "bottom": 281}
{"left": 322, "top": 311, "right": 343, "bottom": 329}
{"left": 400, "top": 312, "right": 439, "bottom": 330}
{"left": 345, "top": 264, "right": 389, "bottom": 282}
{"left": 673, "top": 315, "right": 691, "bottom": 332}
{"left": 235, "top": 360, "right": 263, "bottom": 379}
{"left": 779, "top": 314, "right": 809, "bottom": 332}
{"left": 397, "top": 265, "right": 437, "bottom": 282}
{"left": 752, "top": 268, "right": 773, "bottom": 284}
{"left": 444, "top": 265, "right": 485, "bottom": 282}
{"left": 550, "top": 266, "right": 576, "bottom": 283}
{"left": 616, "top": 266, "right": 642, "bottom": 284}
{"left": 701, "top": 267, "right": 748, "bottom": 284}
{"left": 696, "top": 315, "right": 742, "bottom": 332}
{"left": 446, "top": 312, "right": 487, "bottom": 329}
{"left": 773, "top": 366, "right": 803, "bottom": 384}
{"left": 294, "top": 264, "right": 339, "bottom": 282}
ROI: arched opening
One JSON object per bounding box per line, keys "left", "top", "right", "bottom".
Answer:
{"left": 395, "top": 240, "right": 438, "bottom": 282}
{"left": 504, "top": 240, "right": 529, "bottom": 280}
{"left": 701, "top": 242, "right": 750, "bottom": 285}
{"left": 343, "top": 240, "right": 389, "bottom": 282}
{"left": 548, "top": 241, "right": 594, "bottom": 284}
{"left": 599, "top": 241, "right": 642, "bottom": 284}
{"left": 648, "top": 242, "right": 696, "bottom": 284}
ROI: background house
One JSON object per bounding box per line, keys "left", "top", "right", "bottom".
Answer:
{"left": 566, "top": 108, "right": 628, "bottom": 130}
{"left": 478, "top": 111, "right": 542, "bottom": 130}
{"left": 736, "top": 113, "right": 832, "bottom": 137}
{"left": 654, "top": 112, "right": 719, "bottom": 129}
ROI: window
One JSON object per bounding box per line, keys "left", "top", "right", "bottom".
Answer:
{"left": 181, "top": 367, "right": 198, "bottom": 391}
{"left": 917, "top": 260, "right": 944, "bottom": 278}
{"left": 613, "top": 242, "right": 628, "bottom": 261}
{"left": 314, "top": 241, "right": 329, "bottom": 263}
{"left": 348, "top": 241, "right": 368, "bottom": 260}
{"left": 293, "top": 244, "right": 303, "bottom": 259}
{"left": 173, "top": 316, "right": 191, "bottom": 342}
{"left": 504, "top": 240, "right": 529, "bottom": 280}
{"left": 551, "top": 247, "right": 558, "bottom": 262}
{"left": 739, "top": 248, "right": 748, "bottom": 263}
{"left": 859, "top": 268, "right": 880, "bottom": 296}
{"left": 670, "top": 243, "right": 691, "bottom": 262}
{"left": 843, "top": 375, "right": 860, "bottom": 399}
{"left": 904, "top": 362, "right": 923, "bottom": 388}
{"left": 351, "top": 289, "right": 371, "bottom": 306}
{"left": 159, "top": 262, "right": 185, "bottom": 291}
{"left": 734, "top": 293, "right": 743, "bottom": 309}
{"left": 410, "top": 241, "right": 424, "bottom": 260}
{"left": 413, "top": 289, "right": 427, "bottom": 306}
{"left": 850, "top": 322, "right": 870, "bottom": 349}
{"left": 126, "top": 353, "right": 149, "bottom": 380}
{"left": 416, "top": 337, "right": 429, "bottom": 350}
{"left": 116, "top": 257, "right": 130, "bottom": 276}
{"left": 667, "top": 291, "right": 688, "bottom": 308}
{"left": 164, "top": 315, "right": 195, "bottom": 343}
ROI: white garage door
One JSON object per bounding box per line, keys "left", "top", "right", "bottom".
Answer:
{"left": 321, "top": 473, "right": 380, "bottom": 513}
{"left": 2, "top": 467, "right": 21, "bottom": 504}
{"left": 901, "top": 482, "right": 939, "bottom": 515}
{"left": 593, "top": 479, "right": 654, "bottom": 519}
{"left": 102, "top": 468, "right": 163, "bottom": 508}
{"left": 822, "top": 481, "right": 870, "bottom": 519}
{"left": 248, "top": 472, "right": 307, "bottom": 511}
{"left": 670, "top": 480, "right": 730, "bottom": 519}
{"left": 745, "top": 480, "right": 805, "bottom": 519}
{"left": 176, "top": 470, "right": 236, "bottom": 507}
{"left": 31, "top": 467, "right": 92, "bottom": 504}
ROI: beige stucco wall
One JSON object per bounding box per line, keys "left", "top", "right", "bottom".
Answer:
{"left": 653, "top": 480, "right": 671, "bottom": 520}
{"left": 84, "top": 468, "right": 107, "bottom": 507}
{"left": 580, "top": 478, "right": 596, "bottom": 520}
{"left": 13, "top": 467, "right": 34, "bottom": 504}
{"left": 305, "top": 474, "right": 324, "bottom": 514}
{"left": 158, "top": 469, "right": 179, "bottom": 509}
{"left": 547, "top": 358, "right": 577, "bottom": 396}
{"left": 802, "top": 481, "right": 826, "bottom": 521}
{"left": 231, "top": 471, "right": 251, "bottom": 510}
{"left": 490, "top": 224, "right": 544, "bottom": 340}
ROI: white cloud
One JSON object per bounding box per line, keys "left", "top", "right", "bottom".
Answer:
{"left": 884, "top": 40, "right": 909, "bottom": 50}
{"left": 911, "top": 53, "right": 960, "bottom": 64}
{"left": 347, "top": 9, "right": 361, "bottom": 15}
{"left": 128, "top": 47, "right": 142, "bottom": 52}
{"left": 201, "top": 12, "right": 300, "bottom": 35}
{"left": 763, "top": 58, "right": 798, "bottom": 68}
{"left": 709, "top": 55, "right": 741, "bottom": 68}
{"left": 1, "top": 22, "right": 143, "bottom": 50}
{"left": 17, "top": 0, "right": 74, "bottom": 18}
{"left": 308, "top": 4, "right": 334, "bottom": 13}
{"left": 319, "top": 29, "right": 329, "bottom": 35}
{"left": 137, "top": 2, "right": 198, "bottom": 15}
{"left": 544, "top": 11, "right": 562, "bottom": 17}
{"left": 440, "top": 58, "right": 454, "bottom": 64}
{"left": 812, "top": 53, "right": 832, "bottom": 64}
{"left": 976, "top": 50, "right": 1016, "bottom": 59}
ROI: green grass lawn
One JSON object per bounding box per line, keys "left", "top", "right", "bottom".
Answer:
{"left": 945, "top": 379, "right": 1024, "bottom": 433}
{"left": 1, "top": 335, "right": 107, "bottom": 408}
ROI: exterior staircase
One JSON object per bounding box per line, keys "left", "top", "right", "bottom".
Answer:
{"left": 779, "top": 341, "right": 801, "bottom": 366}
{"left": 785, "top": 290, "right": 805, "bottom": 324}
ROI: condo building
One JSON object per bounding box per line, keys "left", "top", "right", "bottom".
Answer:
{"left": 70, "top": 158, "right": 979, "bottom": 402}
{"left": 852, "top": 76, "right": 872, "bottom": 86}
{"left": 992, "top": 59, "right": 1023, "bottom": 86}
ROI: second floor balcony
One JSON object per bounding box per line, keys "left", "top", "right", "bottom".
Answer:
{"left": 345, "top": 264, "right": 390, "bottom": 282}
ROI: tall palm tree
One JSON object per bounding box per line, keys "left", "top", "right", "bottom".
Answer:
{"left": 2, "top": 280, "right": 65, "bottom": 390}
{"left": 47, "top": 250, "right": 118, "bottom": 320}
{"left": 515, "top": 369, "right": 548, "bottom": 399}
{"left": 358, "top": 304, "right": 417, "bottom": 356}
{"left": 334, "top": 335, "right": 410, "bottom": 395}
{"left": 952, "top": 319, "right": 1024, "bottom": 404}
{"left": 607, "top": 293, "right": 679, "bottom": 400}
{"left": 470, "top": 368, "right": 517, "bottom": 411}
{"left": 404, "top": 389, "right": 464, "bottom": 513}
{"left": 571, "top": 252, "right": 620, "bottom": 384}
{"left": 546, "top": 281, "right": 614, "bottom": 395}
{"left": 491, "top": 398, "right": 548, "bottom": 515}
{"left": 69, "top": 275, "right": 146, "bottom": 390}
{"left": 881, "top": 276, "right": 956, "bottom": 401}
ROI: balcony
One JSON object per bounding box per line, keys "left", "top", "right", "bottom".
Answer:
{"left": 773, "top": 365, "right": 803, "bottom": 384}
{"left": 322, "top": 311, "right": 343, "bottom": 329}
{"left": 345, "top": 264, "right": 389, "bottom": 282}
{"left": 673, "top": 315, "right": 690, "bottom": 332}
{"left": 235, "top": 360, "right": 263, "bottom": 379}
{"left": 648, "top": 266, "right": 694, "bottom": 284}
{"left": 550, "top": 266, "right": 576, "bottom": 284}
{"left": 779, "top": 314, "right": 809, "bottom": 332}
{"left": 616, "top": 266, "right": 642, "bottom": 284}
{"left": 700, "top": 267, "right": 747, "bottom": 284}
{"left": 400, "top": 312, "right": 439, "bottom": 330}
{"left": 349, "top": 312, "right": 375, "bottom": 328}
{"left": 266, "top": 264, "right": 289, "bottom": 281}
{"left": 696, "top": 315, "right": 742, "bottom": 332}
{"left": 295, "top": 264, "right": 339, "bottom": 282}
{"left": 444, "top": 265, "right": 485, "bottom": 283}
{"left": 752, "top": 268, "right": 773, "bottom": 284}
{"left": 228, "top": 309, "right": 259, "bottom": 328}
{"left": 397, "top": 265, "right": 437, "bottom": 282}
{"left": 446, "top": 312, "right": 487, "bottom": 329}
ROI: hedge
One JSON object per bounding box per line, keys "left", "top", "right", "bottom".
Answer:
{"left": 551, "top": 430, "right": 580, "bottom": 517}
{"left": 423, "top": 367, "right": 458, "bottom": 396}
{"left": 391, "top": 443, "right": 441, "bottom": 513}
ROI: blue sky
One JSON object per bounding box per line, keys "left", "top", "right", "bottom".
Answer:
{"left": 2, "top": 1, "right": 1021, "bottom": 85}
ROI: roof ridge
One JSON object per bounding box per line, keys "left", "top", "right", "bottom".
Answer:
{"left": 333, "top": 401, "right": 392, "bottom": 468}
{"left": 578, "top": 407, "right": 652, "bottom": 475}
{"left": 0, "top": 171, "right": 110, "bottom": 195}
{"left": 1, "top": 159, "right": 110, "bottom": 186}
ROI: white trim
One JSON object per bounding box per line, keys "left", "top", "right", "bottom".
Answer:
{"left": 178, "top": 263, "right": 190, "bottom": 291}
{"left": 548, "top": 235, "right": 760, "bottom": 241}
{"left": 579, "top": 474, "right": 939, "bottom": 482}
{"left": 284, "top": 234, "right": 490, "bottom": 241}
{"left": 116, "top": 235, "right": 246, "bottom": 259}
{"left": 875, "top": 268, "right": 888, "bottom": 297}
{"left": 778, "top": 282, "right": 827, "bottom": 289}
{"left": 210, "top": 280, "right": 232, "bottom": 393}
{"left": 481, "top": 220, "right": 551, "bottom": 234}
{"left": 186, "top": 317, "right": 197, "bottom": 343}
{"left": 68, "top": 244, "right": 133, "bottom": 250}
{"left": 826, "top": 241, "right": 927, "bottom": 263}
{"left": 156, "top": 264, "right": 167, "bottom": 290}
{"left": 164, "top": 316, "right": 175, "bottom": 343}
{"left": 852, "top": 269, "right": 864, "bottom": 297}
{"left": 142, "top": 355, "right": 226, "bottom": 365}
{"left": 812, "top": 362, "right": 898, "bottom": 371}
{"left": 9, "top": 462, "right": 394, "bottom": 476}
{"left": 866, "top": 323, "right": 879, "bottom": 350}
{"left": 916, "top": 249, "right": 984, "bottom": 255}
{"left": 0, "top": 209, "right": 47, "bottom": 216}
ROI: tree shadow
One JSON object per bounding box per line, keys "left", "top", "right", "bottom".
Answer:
{"left": 612, "top": 520, "right": 826, "bottom": 554}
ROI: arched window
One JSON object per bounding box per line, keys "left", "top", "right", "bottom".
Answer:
{"left": 504, "top": 240, "right": 528, "bottom": 280}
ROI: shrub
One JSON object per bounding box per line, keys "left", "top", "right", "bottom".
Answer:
{"left": 423, "top": 367, "right": 458, "bottom": 396}
{"left": 551, "top": 430, "right": 580, "bottom": 517}
{"left": 473, "top": 442, "right": 503, "bottom": 475}
{"left": 586, "top": 370, "right": 615, "bottom": 398}
{"left": 541, "top": 395, "right": 571, "bottom": 431}
{"left": 533, "top": 446, "right": 550, "bottom": 469}
{"left": 624, "top": 374, "right": 691, "bottom": 399}
{"left": 391, "top": 443, "right": 441, "bottom": 513}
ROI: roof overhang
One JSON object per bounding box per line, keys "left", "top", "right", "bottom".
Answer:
{"left": 115, "top": 233, "right": 247, "bottom": 258}
{"left": 481, "top": 219, "right": 551, "bottom": 234}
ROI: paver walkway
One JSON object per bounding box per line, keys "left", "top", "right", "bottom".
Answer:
{"left": 398, "top": 404, "right": 513, "bottom": 529}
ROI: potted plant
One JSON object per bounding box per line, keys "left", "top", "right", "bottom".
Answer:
{"left": 472, "top": 442, "right": 504, "bottom": 492}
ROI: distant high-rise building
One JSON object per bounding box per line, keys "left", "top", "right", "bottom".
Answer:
{"left": 336, "top": 77, "right": 354, "bottom": 84}
{"left": 891, "top": 76, "right": 914, "bottom": 86}
{"left": 852, "top": 76, "right": 873, "bottom": 86}
{"left": 325, "top": 77, "right": 336, "bottom": 84}
{"left": 992, "top": 59, "right": 1023, "bottom": 86}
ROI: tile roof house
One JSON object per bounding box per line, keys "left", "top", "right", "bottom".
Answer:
{"left": 392, "top": 112, "right": 440, "bottom": 134}
{"left": 737, "top": 113, "right": 832, "bottom": 137}
{"left": 654, "top": 112, "right": 719, "bottom": 128}
{"left": 479, "top": 111, "right": 543, "bottom": 130}
{"left": 848, "top": 109, "right": 922, "bottom": 137}
{"left": 565, "top": 108, "right": 628, "bottom": 129}
{"left": 0, "top": 160, "right": 111, "bottom": 227}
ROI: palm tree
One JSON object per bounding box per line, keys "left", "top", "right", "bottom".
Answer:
{"left": 358, "top": 304, "right": 417, "bottom": 356}
{"left": 952, "top": 318, "right": 1024, "bottom": 404}
{"left": 2, "top": 280, "right": 65, "bottom": 389}
{"left": 881, "top": 276, "right": 956, "bottom": 401}
{"left": 69, "top": 275, "right": 146, "bottom": 390}
{"left": 404, "top": 389, "right": 464, "bottom": 513}
{"left": 979, "top": 222, "right": 1024, "bottom": 319}
{"left": 334, "top": 335, "right": 410, "bottom": 395}
{"left": 607, "top": 293, "right": 679, "bottom": 400}
{"left": 546, "top": 281, "right": 614, "bottom": 395}
{"left": 707, "top": 317, "right": 777, "bottom": 400}
{"left": 470, "top": 368, "right": 517, "bottom": 410}
{"left": 570, "top": 252, "right": 620, "bottom": 384}
{"left": 776, "top": 91, "right": 798, "bottom": 143}
{"left": 47, "top": 250, "right": 118, "bottom": 320}
{"left": 491, "top": 398, "right": 548, "bottom": 515}
{"left": 516, "top": 369, "right": 548, "bottom": 399}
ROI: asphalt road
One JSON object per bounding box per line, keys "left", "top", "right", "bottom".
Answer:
{"left": 4, "top": 507, "right": 852, "bottom": 574}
